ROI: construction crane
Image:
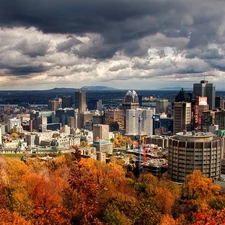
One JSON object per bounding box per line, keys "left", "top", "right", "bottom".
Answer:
{"left": 104, "top": 110, "right": 160, "bottom": 177}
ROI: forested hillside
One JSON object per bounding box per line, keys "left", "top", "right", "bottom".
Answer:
{"left": 0, "top": 154, "right": 224, "bottom": 225}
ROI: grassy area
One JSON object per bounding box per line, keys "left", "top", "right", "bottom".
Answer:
{"left": 0, "top": 154, "right": 24, "bottom": 159}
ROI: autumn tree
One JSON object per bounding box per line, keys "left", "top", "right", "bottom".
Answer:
{"left": 181, "top": 170, "right": 220, "bottom": 200}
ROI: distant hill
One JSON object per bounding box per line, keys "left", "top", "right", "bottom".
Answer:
{"left": 46, "top": 88, "right": 77, "bottom": 92}
{"left": 46, "top": 86, "right": 116, "bottom": 92}
{"left": 80, "top": 86, "right": 116, "bottom": 90}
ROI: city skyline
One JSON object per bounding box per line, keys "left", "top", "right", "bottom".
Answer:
{"left": 0, "top": 0, "right": 225, "bottom": 90}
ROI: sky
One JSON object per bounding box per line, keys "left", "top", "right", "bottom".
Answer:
{"left": 1, "top": 0, "right": 225, "bottom": 90}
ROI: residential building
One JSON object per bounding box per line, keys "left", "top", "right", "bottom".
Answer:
{"left": 168, "top": 131, "right": 221, "bottom": 182}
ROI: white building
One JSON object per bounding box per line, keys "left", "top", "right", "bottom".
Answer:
{"left": 126, "top": 108, "right": 154, "bottom": 136}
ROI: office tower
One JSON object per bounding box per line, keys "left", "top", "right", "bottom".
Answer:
{"left": 75, "top": 91, "right": 86, "bottom": 111}
{"left": 93, "top": 124, "right": 109, "bottom": 141}
{"left": 88, "top": 99, "right": 103, "bottom": 111}
{"left": 156, "top": 99, "right": 168, "bottom": 114}
{"left": 55, "top": 109, "right": 75, "bottom": 126}
{"left": 215, "top": 110, "right": 225, "bottom": 130}
{"left": 175, "top": 88, "right": 191, "bottom": 102}
{"left": 62, "top": 96, "right": 72, "bottom": 108}
{"left": 193, "top": 80, "right": 215, "bottom": 110}
{"left": 48, "top": 98, "right": 61, "bottom": 111}
{"left": 36, "top": 116, "right": 47, "bottom": 132}
{"left": 122, "top": 90, "right": 140, "bottom": 111}
{"left": 125, "top": 108, "right": 154, "bottom": 136}
{"left": 168, "top": 131, "right": 221, "bottom": 182}
{"left": 215, "top": 96, "right": 224, "bottom": 110}
{"left": 194, "top": 97, "right": 209, "bottom": 130}
{"left": 173, "top": 102, "right": 192, "bottom": 134}
{"left": 78, "top": 111, "right": 93, "bottom": 129}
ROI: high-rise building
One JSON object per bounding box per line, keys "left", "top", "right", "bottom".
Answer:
{"left": 78, "top": 111, "right": 93, "bottom": 129}
{"left": 87, "top": 99, "right": 103, "bottom": 111}
{"left": 194, "top": 97, "right": 209, "bottom": 130}
{"left": 48, "top": 98, "right": 61, "bottom": 111}
{"left": 175, "top": 88, "right": 191, "bottom": 102}
{"left": 173, "top": 102, "right": 192, "bottom": 134}
{"left": 193, "top": 80, "right": 215, "bottom": 110}
{"left": 215, "top": 110, "right": 225, "bottom": 130}
{"left": 125, "top": 108, "right": 154, "bottom": 136}
{"left": 215, "top": 96, "right": 224, "bottom": 110}
{"left": 168, "top": 131, "right": 221, "bottom": 182}
{"left": 62, "top": 96, "right": 73, "bottom": 108}
{"left": 122, "top": 90, "right": 140, "bottom": 111}
{"left": 75, "top": 91, "right": 86, "bottom": 111}
{"left": 156, "top": 99, "right": 168, "bottom": 114}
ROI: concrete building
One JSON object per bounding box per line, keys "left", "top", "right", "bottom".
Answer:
{"left": 173, "top": 102, "right": 192, "bottom": 134}
{"left": 168, "top": 131, "right": 221, "bottom": 182}
{"left": 96, "top": 152, "right": 106, "bottom": 162}
{"left": 93, "top": 124, "right": 109, "bottom": 141}
{"left": 193, "top": 80, "right": 215, "bottom": 110}
{"left": 125, "top": 108, "right": 154, "bottom": 136}
{"left": 25, "top": 133, "right": 36, "bottom": 147}
{"left": 75, "top": 91, "right": 86, "bottom": 111}
{"left": 93, "top": 139, "right": 113, "bottom": 154}
{"left": 145, "top": 135, "right": 169, "bottom": 149}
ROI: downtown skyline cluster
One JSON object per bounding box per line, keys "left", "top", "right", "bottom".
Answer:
{"left": 0, "top": 0, "right": 225, "bottom": 90}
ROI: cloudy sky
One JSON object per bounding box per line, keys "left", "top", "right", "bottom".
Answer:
{"left": 0, "top": 0, "right": 225, "bottom": 90}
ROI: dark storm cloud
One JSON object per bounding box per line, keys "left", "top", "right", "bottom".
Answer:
{"left": 0, "top": 0, "right": 224, "bottom": 61}
{"left": 56, "top": 37, "right": 82, "bottom": 52}
{"left": 15, "top": 39, "right": 50, "bottom": 57}
{"left": 5, "top": 65, "right": 48, "bottom": 76}
{"left": 186, "top": 48, "right": 224, "bottom": 60}
{"left": 0, "top": 0, "right": 189, "bottom": 59}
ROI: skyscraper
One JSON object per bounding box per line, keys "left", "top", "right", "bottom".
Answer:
{"left": 62, "top": 96, "right": 72, "bottom": 108}
{"left": 173, "top": 102, "right": 192, "bottom": 134}
{"left": 194, "top": 97, "right": 209, "bottom": 130}
{"left": 122, "top": 90, "right": 140, "bottom": 111}
{"left": 125, "top": 108, "right": 154, "bottom": 136}
{"left": 156, "top": 99, "right": 168, "bottom": 114}
{"left": 75, "top": 91, "right": 86, "bottom": 111}
{"left": 193, "top": 80, "right": 215, "bottom": 110}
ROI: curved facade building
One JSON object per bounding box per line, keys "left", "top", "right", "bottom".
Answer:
{"left": 168, "top": 131, "right": 221, "bottom": 182}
